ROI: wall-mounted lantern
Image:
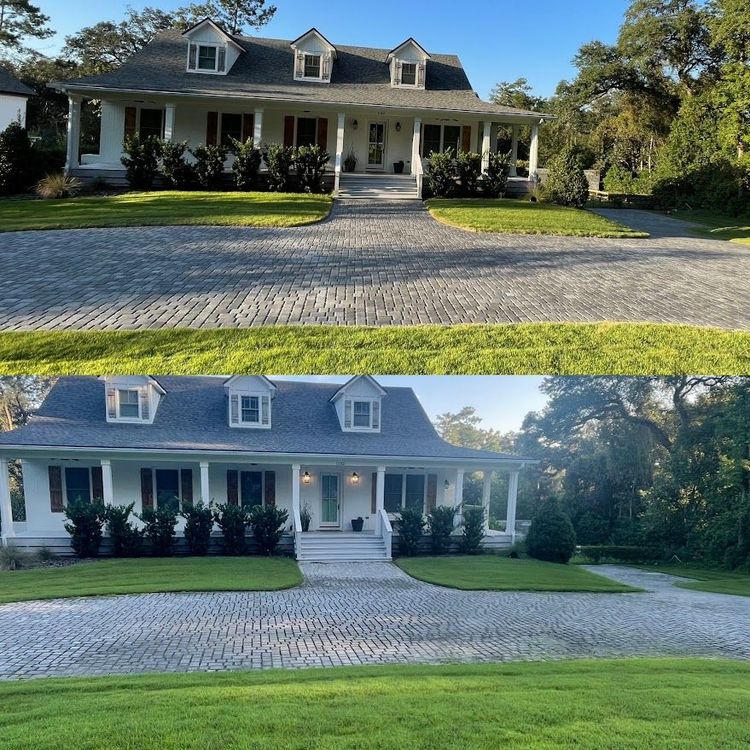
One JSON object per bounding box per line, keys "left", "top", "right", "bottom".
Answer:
{"left": 352, "top": 119, "right": 359, "bottom": 130}
{"left": 351, "top": 472, "right": 360, "bottom": 485}
{"left": 302, "top": 471, "right": 311, "bottom": 484}
{"left": 395, "top": 122, "right": 402, "bottom": 132}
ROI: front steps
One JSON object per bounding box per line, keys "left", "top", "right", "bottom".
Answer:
{"left": 337, "top": 173, "right": 419, "bottom": 200}
{"left": 297, "top": 531, "right": 391, "bottom": 561}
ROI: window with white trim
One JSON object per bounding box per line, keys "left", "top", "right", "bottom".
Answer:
{"left": 304, "top": 53, "right": 322, "bottom": 78}
{"left": 421, "top": 123, "right": 462, "bottom": 157}
{"left": 383, "top": 473, "right": 426, "bottom": 513}
{"left": 187, "top": 42, "right": 227, "bottom": 74}
{"left": 343, "top": 397, "right": 380, "bottom": 432}
{"left": 229, "top": 391, "right": 271, "bottom": 429}
{"left": 401, "top": 62, "right": 417, "bottom": 85}
{"left": 118, "top": 389, "right": 140, "bottom": 419}
{"left": 241, "top": 395, "right": 260, "bottom": 424}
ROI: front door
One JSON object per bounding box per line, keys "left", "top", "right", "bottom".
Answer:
{"left": 320, "top": 474, "right": 341, "bottom": 528}
{"left": 367, "top": 122, "right": 386, "bottom": 170}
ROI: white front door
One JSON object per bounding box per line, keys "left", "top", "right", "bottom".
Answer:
{"left": 320, "top": 474, "right": 341, "bottom": 528}
{"left": 367, "top": 122, "right": 386, "bottom": 170}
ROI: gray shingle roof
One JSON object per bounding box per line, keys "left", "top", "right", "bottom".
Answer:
{"left": 0, "top": 377, "right": 531, "bottom": 463}
{"left": 58, "top": 30, "right": 547, "bottom": 118}
{"left": 0, "top": 67, "right": 34, "bottom": 97}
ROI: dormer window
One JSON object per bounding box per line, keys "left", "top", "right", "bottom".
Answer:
{"left": 401, "top": 63, "right": 417, "bottom": 86}
{"left": 103, "top": 376, "right": 164, "bottom": 424}
{"left": 344, "top": 398, "right": 380, "bottom": 432}
{"left": 225, "top": 376, "right": 276, "bottom": 429}
{"left": 291, "top": 28, "right": 337, "bottom": 83}
{"left": 241, "top": 395, "right": 261, "bottom": 424}
{"left": 118, "top": 389, "right": 140, "bottom": 419}
{"left": 183, "top": 18, "right": 243, "bottom": 76}
{"left": 352, "top": 400, "right": 372, "bottom": 428}
{"left": 304, "top": 53, "right": 322, "bottom": 79}
{"left": 387, "top": 38, "right": 430, "bottom": 89}
{"left": 198, "top": 44, "right": 219, "bottom": 71}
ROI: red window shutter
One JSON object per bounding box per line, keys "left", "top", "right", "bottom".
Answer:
{"left": 91, "top": 466, "right": 104, "bottom": 503}
{"left": 371, "top": 472, "right": 377, "bottom": 514}
{"left": 316, "top": 117, "right": 328, "bottom": 151}
{"left": 49, "top": 466, "right": 63, "bottom": 513}
{"left": 206, "top": 111, "right": 218, "bottom": 146}
{"left": 241, "top": 113, "right": 255, "bottom": 143}
{"left": 283, "top": 116, "right": 295, "bottom": 148}
{"left": 124, "top": 106, "right": 137, "bottom": 141}
{"left": 426, "top": 474, "right": 438, "bottom": 513}
{"left": 461, "top": 126, "right": 472, "bottom": 153}
{"left": 140, "top": 468, "right": 154, "bottom": 511}
{"left": 264, "top": 471, "right": 276, "bottom": 507}
{"left": 181, "top": 469, "right": 193, "bottom": 507}
{"left": 227, "top": 469, "right": 238, "bottom": 506}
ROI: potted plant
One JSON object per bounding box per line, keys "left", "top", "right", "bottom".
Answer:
{"left": 351, "top": 517, "right": 364, "bottom": 532}
{"left": 300, "top": 504, "right": 312, "bottom": 532}
{"left": 343, "top": 149, "right": 357, "bottom": 173}
{"left": 393, "top": 160, "right": 405, "bottom": 174}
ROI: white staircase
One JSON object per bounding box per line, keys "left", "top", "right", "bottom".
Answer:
{"left": 337, "top": 173, "right": 419, "bottom": 200}
{"left": 296, "top": 531, "right": 391, "bottom": 562}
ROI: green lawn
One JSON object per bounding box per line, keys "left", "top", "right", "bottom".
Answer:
{"left": 0, "top": 557, "right": 302, "bottom": 603}
{"left": 396, "top": 555, "right": 641, "bottom": 592}
{"left": 637, "top": 565, "right": 750, "bottom": 597}
{"left": 672, "top": 209, "right": 750, "bottom": 246}
{"left": 0, "top": 191, "right": 333, "bottom": 231}
{"left": 0, "top": 660, "right": 747, "bottom": 749}
{"left": 426, "top": 198, "right": 649, "bottom": 238}
{"left": 1, "top": 323, "right": 748, "bottom": 375}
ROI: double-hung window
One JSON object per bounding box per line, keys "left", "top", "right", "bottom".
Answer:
{"left": 421, "top": 124, "right": 462, "bottom": 157}
{"left": 65, "top": 467, "right": 92, "bottom": 505}
{"left": 304, "top": 54, "right": 322, "bottom": 78}
{"left": 155, "top": 469, "right": 180, "bottom": 513}
{"left": 240, "top": 471, "right": 263, "bottom": 508}
{"left": 383, "top": 473, "right": 427, "bottom": 514}
{"left": 241, "top": 395, "right": 260, "bottom": 424}
{"left": 401, "top": 62, "right": 417, "bottom": 85}
{"left": 198, "top": 45, "right": 218, "bottom": 71}
{"left": 118, "top": 389, "right": 140, "bottom": 419}
{"left": 352, "top": 400, "right": 371, "bottom": 428}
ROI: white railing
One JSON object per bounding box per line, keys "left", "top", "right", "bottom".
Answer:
{"left": 414, "top": 157, "right": 424, "bottom": 199}
{"left": 376, "top": 507, "right": 393, "bottom": 559}
{"left": 292, "top": 506, "right": 302, "bottom": 559}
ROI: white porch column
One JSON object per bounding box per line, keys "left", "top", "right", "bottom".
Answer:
{"left": 200, "top": 461, "right": 210, "bottom": 504}
{"left": 411, "top": 117, "right": 422, "bottom": 173}
{"left": 65, "top": 94, "right": 82, "bottom": 173}
{"left": 507, "top": 470, "right": 519, "bottom": 542}
{"left": 334, "top": 111, "right": 345, "bottom": 193}
{"left": 528, "top": 124, "right": 539, "bottom": 180}
{"left": 292, "top": 463, "right": 301, "bottom": 520}
{"left": 0, "top": 457, "right": 14, "bottom": 543}
{"left": 481, "top": 121, "right": 492, "bottom": 173}
{"left": 453, "top": 468, "right": 464, "bottom": 528}
{"left": 510, "top": 125, "right": 519, "bottom": 176}
{"left": 253, "top": 108, "right": 264, "bottom": 145}
{"left": 482, "top": 471, "right": 492, "bottom": 533}
{"left": 101, "top": 459, "right": 114, "bottom": 506}
{"left": 376, "top": 465, "right": 385, "bottom": 512}
{"left": 164, "top": 103, "right": 176, "bottom": 142}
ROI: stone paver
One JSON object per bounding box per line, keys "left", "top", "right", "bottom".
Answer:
{"left": 0, "top": 201, "right": 749, "bottom": 330}
{"left": 0, "top": 563, "right": 747, "bottom": 680}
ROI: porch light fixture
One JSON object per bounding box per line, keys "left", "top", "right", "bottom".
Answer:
{"left": 302, "top": 471, "right": 311, "bottom": 484}
{"left": 395, "top": 122, "right": 402, "bottom": 132}
{"left": 444, "top": 479, "right": 450, "bottom": 489}
{"left": 352, "top": 119, "right": 358, "bottom": 130}
{"left": 351, "top": 472, "right": 360, "bottom": 485}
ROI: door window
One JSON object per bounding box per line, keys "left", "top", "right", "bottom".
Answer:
{"left": 321, "top": 474, "right": 339, "bottom": 524}
{"left": 368, "top": 123, "right": 385, "bottom": 166}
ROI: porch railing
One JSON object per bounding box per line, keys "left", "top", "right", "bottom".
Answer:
{"left": 292, "top": 505, "right": 302, "bottom": 559}
{"left": 414, "top": 157, "right": 424, "bottom": 199}
{"left": 376, "top": 507, "right": 393, "bottom": 559}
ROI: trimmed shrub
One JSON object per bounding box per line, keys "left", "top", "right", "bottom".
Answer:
{"left": 455, "top": 151, "right": 482, "bottom": 196}
{"left": 248, "top": 504, "right": 289, "bottom": 556}
{"left": 36, "top": 172, "right": 81, "bottom": 199}
{"left": 544, "top": 148, "right": 589, "bottom": 208}
{"left": 426, "top": 149, "right": 456, "bottom": 197}
{"left": 105, "top": 503, "right": 144, "bottom": 557}
{"left": 428, "top": 505, "right": 455, "bottom": 555}
{"left": 483, "top": 151, "right": 511, "bottom": 198}
{"left": 294, "top": 144, "right": 329, "bottom": 193}
{"left": 160, "top": 140, "right": 195, "bottom": 189}
{"left": 263, "top": 144, "right": 295, "bottom": 192}
{"left": 191, "top": 144, "right": 228, "bottom": 190}
{"left": 182, "top": 500, "right": 214, "bottom": 556}
{"left": 230, "top": 137, "right": 262, "bottom": 190}
{"left": 0, "top": 121, "right": 33, "bottom": 195}
{"left": 396, "top": 506, "right": 426, "bottom": 557}
{"left": 526, "top": 499, "right": 577, "bottom": 563}
{"left": 121, "top": 134, "right": 161, "bottom": 190}
{"left": 0, "top": 544, "right": 32, "bottom": 571}
{"left": 139, "top": 505, "right": 178, "bottom": 556}
{"left": 458, "top": 505, "right": 485, "bottom": 555}
{"left": 214, "top": 503, "right": 248, "bottom": 555}
{"left": 64, "top": 499, "right": 106, "bottom": 558}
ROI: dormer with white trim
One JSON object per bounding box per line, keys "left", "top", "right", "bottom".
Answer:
{"left": 183, "top": 18, "right": 244, "bottom": 76}
{"left": 387, "top": 38, "right": 430, "bottom": 89}
{"left": 330, "top": 376, "right": 387, "bottom": 433}
{"left": 290, "top": 28, "right": 337, "bottom": 83}
{"left": 225, "top": 376, "right": 276, "bottom": 429}
{"left": 102, "top": 376, "right": 165, "bottom": 424}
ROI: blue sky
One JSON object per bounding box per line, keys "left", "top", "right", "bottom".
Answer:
{"left": 31, "top": 0, "right": 627, "bottom": 97}
{"left": 273, "top": 376, "right": 548, "bottom": 433}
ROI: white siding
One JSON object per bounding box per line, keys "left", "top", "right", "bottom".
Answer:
{"left": 0, "top": 94, "right": 27, "bottom": 130}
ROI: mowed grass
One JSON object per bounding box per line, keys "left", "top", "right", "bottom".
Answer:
{"left": 673, "top": 209, "right": 750, "bottom": 246}
{"left": 0, "top": 557, "right": 302, "bottom": 603}
{"left": 0, "top": 191, "right": 333, "bottom": 231}
{"left": 636, "top": 565, "right": 750, "bottom": 597}
{"left": 1, "top": 323, "right": 749, "bottom": 375}
{"left": 426, "top": 198, "right": 649, "bottom": 238}
{"left": 396, "top": 555, "right": 641, "bottom": 592}
{"left": 1, "top": 660, "right": 748, "bottom": 749}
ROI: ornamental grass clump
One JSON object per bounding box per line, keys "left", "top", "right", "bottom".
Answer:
{"left": 396, "top": 506, "right": 426, "bottom": 556}
{"left": 64, "top": 499, "right": 106, "bottom": 558}
{"left": 248, "top": 504, "right": 289, "bottom": 555}
{"left": 182, "top": 500, "right": 214, "bottom": 555}
{"left": 0, "top": 544, "right": 32, "bottom": 571}
{"left": 36, "top": 173, "right": 82, "bottom": 199}
{"left": 428, "top": 505, "right": 455, "bottom": 555}
{"left": 230, "top": 137, "right": 262, "bottom": 190}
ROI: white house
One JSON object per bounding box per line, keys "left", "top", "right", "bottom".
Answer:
{"left": 0, "top": 67, "right": 33, "bottom": 130}
{"left": 0, "top": 376, "right": 535, "bottom": 561}
{"left": 53, "top": 19, "right": 552, "bottom": 198}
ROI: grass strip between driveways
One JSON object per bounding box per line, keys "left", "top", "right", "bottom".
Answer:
{"left": 0, "top": 191, "right": 333, "bottom": 231}
{"left": 0, "top": 557, "right": 302, "bottom": 603}
{"left": 426, "top": 198, "right": 649, "bottom": 238}
{"left": 0, "top": 660, "right": 748, "bottom": 749}
{"left": 0, "top": 324, "right": 749, "bottom": 375}
{"left": 672, "top": 209, "right": 750, "bottom": 246}
{"left": 396, "top": 555, "right": 641, "bottom": 592}
{"left": 634, "top": 564, "right": 750, "bottom": 597}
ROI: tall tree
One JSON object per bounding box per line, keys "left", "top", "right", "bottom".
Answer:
{"left": 0, "top": 0, "right": 52, "bottom": 55}
{"left": 175, "top": 0, "right": 276, "bottom": 35}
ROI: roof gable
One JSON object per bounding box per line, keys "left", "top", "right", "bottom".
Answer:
{"left": 181, "top": 18, "right": 244, "bottom": 52}
{"left": 0, "top": 67, "right": 34, "bottom": 97}
{"left": 387, "top": 38, "right": 431, "bottom": 62}
{"left": 330, "top": 376, "right": 387, "bottom": 402}
{"left": 290, "top": 28, "right": 337, "bottom": 58}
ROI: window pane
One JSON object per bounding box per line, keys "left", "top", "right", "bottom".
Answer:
{"left": 296, "top": 117, "right": 317, "bottom": 148}
{"left": 65, "top": 467, "right": 91, "bottom": 504}
{"left": 156, "top": 469, "right": 180, "bottom": 512}
{"left": 240, "top": 471, "right": 263, "bottom": 508}
{"left": 384, "top": 473, "right": 402, "bottom": 513}
{"left": 405, "top": 475, "right": 425, "bottom": 512}
{"left": 352, "top": 401, "right": 371, "bottom": 427}
{"left": 241, "top": 395, "right": 260, "bottom": 423}
{"left": 198, "top": 45, "right": 217, "bottom": 70}
{"left": 401, "top": 63, "right": 416, "bottom": 85}
{"left": 119, "top": 389, "right": 139, "bottom": 418}
{"left": 443, "top": 126, "right": 461, "bottom": 154}
{"left": 304, "top": 54, "right": 321, "bottom": 78}
{"left": 139, "top": 108, "right": 163, "bottom": 139}
{"left": 422, "top": 124, "right": 441, "bottom": 157}
{"left": 221, "top": 113, "right": 242, "bottom": 147}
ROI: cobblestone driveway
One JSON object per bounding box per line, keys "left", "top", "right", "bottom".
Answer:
{"left": 0, "top": 564, "right": 747, "bottom": 679}
{"left": 1, "top": 202, "right": 749, "bottom": 330}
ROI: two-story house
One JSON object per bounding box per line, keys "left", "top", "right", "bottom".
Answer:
{"left": 54, "top": 20, "right": 552, "bottom": 198}
{"left": 0, "top": 376, "right": 534, "bottom": 561}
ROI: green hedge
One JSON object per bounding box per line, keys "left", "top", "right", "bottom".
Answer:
{"left": 578, "top": 545, "right": 660, "bottom": 564}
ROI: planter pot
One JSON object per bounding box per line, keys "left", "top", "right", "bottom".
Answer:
{"left": 393, "top": 161, "right": 405, "bottom": 174}
{"left": 351, "top": 518, "right": 364, "bottom": 532}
